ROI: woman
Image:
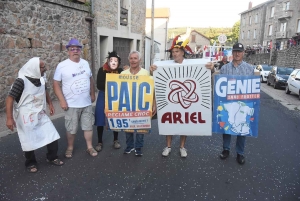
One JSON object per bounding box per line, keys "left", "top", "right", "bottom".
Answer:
{"left": 94, "top": 51, "right": 123, "bottom": 151}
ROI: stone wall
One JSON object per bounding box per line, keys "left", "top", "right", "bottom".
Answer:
{"left": 244, "top": 45, "right": 300, "bottom": 68}
{"left": 0, "top": 0, "right": 92, "bottom": 111}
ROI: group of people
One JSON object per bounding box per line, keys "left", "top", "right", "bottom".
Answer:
{"left": 6, "top": 37, "right": 254, "bottom": 173}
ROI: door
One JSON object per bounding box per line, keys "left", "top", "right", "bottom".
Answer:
{"left": 113, "top": 38, "right": 131, "bottom": 67}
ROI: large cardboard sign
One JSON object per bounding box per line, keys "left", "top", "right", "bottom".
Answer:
{"left": 105, "top": 74, "right": 154, "bottom": 134}
{"left": 153, "top": 59, "right": 212, "bottom": 136}
{"left": 212, "top": 75, "right": 260, "bottom": 137}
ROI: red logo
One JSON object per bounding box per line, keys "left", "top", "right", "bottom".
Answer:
{"left": 168, "top": 80, "right": 199, "bottom": 109}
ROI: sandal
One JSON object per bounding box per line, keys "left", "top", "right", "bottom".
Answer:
{"left": 65, "top": 149, "right": 73, "bottom": 158}
{"left": 26, "top": 165, "right": 38, "bottom": 173}
{"left": 46, "top": 159, "right": 64, "bottom": 166}
{"left": 86, "top": 147, "right": 98, "bottom": 157}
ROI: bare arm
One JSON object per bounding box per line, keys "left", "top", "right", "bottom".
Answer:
{"left": 53, "top": 80, "right": 68, "bottom": 110}
{"left": 6, "top": 96, "right": 16, "bottom": 131}
{"left": 90, "top": 76, "right": 96, "bottom": 103}
{"left": 46, "top": 90, "right": 55, "bottom": 115}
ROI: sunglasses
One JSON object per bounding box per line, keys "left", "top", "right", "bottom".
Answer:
{"left": 68, "top": 47, "right": 82, "bottom": 52}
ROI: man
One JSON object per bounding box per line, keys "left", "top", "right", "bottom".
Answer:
{"left": 53, "top": 38, "right": 97, "bottom": 158}
{"left": 121, "top": 51, "right": 156, "bottom": 156}
{"left": 208, "top": 42, "right": 254, "bottom": 165}
{"left": 150, "top": 36, "right": 209, "bottom": 158}
{"left": 217, "top": 56, "right": 229, "bottom": 70}
{"left": 6, "top": 57, "right": 63, "bottom": 173}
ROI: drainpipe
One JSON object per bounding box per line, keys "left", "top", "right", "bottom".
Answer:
{"left": 85, "top": 0, "right": 95, "bottom": 78}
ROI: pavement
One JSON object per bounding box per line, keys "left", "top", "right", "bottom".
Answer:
{"left": 1, "top": 82, "right": 299, "bottom": 137}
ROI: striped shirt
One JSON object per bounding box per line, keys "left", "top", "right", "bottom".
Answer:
{"left": 220, "top": 61, "right": 254, "bottom": 76}
{"left": 8, "top": 77, "right": 46, "bottom": 103}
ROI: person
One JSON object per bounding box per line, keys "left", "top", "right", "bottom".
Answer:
{"left": 207, "top": 42, "right": 254, "bottom": 165}
{"left": 150, "top": 35, "right": 212, "bottom": 158}
{"left": 94, "top": 51, "right": 123, "bottom": 151}
{"left": 6, "top": 57, "right": 64, "bottom": 173}
{"left": 123, "top": 65, "right": 129, "bottom": 70}
{"left": 121, "top": 50, "right": 156, "bottom": 156}
{"left": 217, "top": 56, "right": 229, "bottom": 70}
{"left": 53, "top": 38, "right": 97, "bottom": 158}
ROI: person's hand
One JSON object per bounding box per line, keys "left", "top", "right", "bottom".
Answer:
{"left": 49, "top": 104, "right": 55, "bottom": 116}
{"left": 6, "top": 117, "right": 16, "bottom": 131}
{"left": 205, "top": 62, "right": 214, "bottom": 70}
{"left": 150, "top": 65, "right": 157, "bottom": 75}
{"left": 60, "top": 100, "right": 68, "bottom": 111}
{"left": 123, "top": 65, "right": 129, "bottom": 70}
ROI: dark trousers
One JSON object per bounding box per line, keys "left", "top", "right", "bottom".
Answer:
{"left": 24, "top": 140, "right": 58, "bottom": 167}
{"left": 97, "top": 126, "right": 118, "bottom": 143}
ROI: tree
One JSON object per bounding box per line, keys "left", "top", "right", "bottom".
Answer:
{"left": 231, "top": 21, "right": 240, "bottom": 43}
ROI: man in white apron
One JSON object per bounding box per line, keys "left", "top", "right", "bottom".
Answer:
{"left": 6, "top": 57, "right": 63, "bottom": 173}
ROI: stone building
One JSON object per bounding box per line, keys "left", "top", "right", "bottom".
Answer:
{"left": 0, "top": 0, "right": 92, "bottom": 111}
{"left": 0, "top": 0, "right": 146, "bottom": 111}
{"left": 239, "top": 0, "right": 300, "bottom": 50}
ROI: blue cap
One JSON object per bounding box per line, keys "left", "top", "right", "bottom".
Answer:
{"left": 66, "top": 38, "right": 82, "bottom": 49}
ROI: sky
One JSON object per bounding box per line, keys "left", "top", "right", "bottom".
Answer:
{"left": 146, "top": 0, "right": 269, "bottom": 28}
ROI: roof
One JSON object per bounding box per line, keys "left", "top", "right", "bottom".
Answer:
{"left": 190, "top": 30, "right": 210, "bottom": 41}
{"left": 146, "top": 8, "right": 170, "bottom": 18}
{"left": 240, "top": 0, "right": 273, "bottom": 15}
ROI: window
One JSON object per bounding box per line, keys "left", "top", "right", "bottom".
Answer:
{"left": 283, "top": 1, "right": 290, "bottom": 10}
{"left": 255, "top": 14, "right": 258, "bottom": 23}
{"left": 297, "top": 19, "right": 300, "bottom": 33}
{"left": 247, "top": 30, "right": 250, "bottom": 39}
{"left": 191, "top": 35, "right": 196, "bottom": 43}
{"left": 271, "top": 7, "right": 275, "bottom": 17}
{"left": 136, "top": 40, "right": 140, "bottom": 51}
{"left": 269, "top": 25, "right": 273, "bottom": 36}
{"left": 243, "top": 18, "right": 246, "bottom": 26}
{"left": 280, "top": 22, "right": 287, "bottom": 32}
{"left": 253, "top": 29, "right": 256, "bottom": 39}
{"left": 249, "top": 16, "right": 252, "bottom": 25}
{"left": 295, "top": 71, "right": 300, "bottom": 79}
{"left": 242, "top": 31, "right": 244, "bottom": 40}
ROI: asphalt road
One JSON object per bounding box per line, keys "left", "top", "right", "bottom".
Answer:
{"left": 0, "top": 91, "right": 300, "bottom": 201}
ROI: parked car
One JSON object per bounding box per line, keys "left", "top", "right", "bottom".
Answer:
{"left": 285, "top": 69, "right": 300, "bottom": 99}
{"left": 254, "top": 64, "right": 272, "bottom": 83}
{"left": 266, "top": 66, "right": 294, "bottom": 89}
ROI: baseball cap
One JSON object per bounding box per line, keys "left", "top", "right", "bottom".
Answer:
{"left": 232, "top": 43, "right": 244, "bottom": 51}
{"left": 66, "top": 38, "right": 82, "bottom": 49}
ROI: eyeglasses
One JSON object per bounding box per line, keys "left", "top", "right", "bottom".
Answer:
{"left": 68, "top": 47, "right": 82, "bottom": 52}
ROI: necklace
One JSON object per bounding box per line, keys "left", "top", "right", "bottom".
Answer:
{"left": 130, "top": 67, "right": 141, "bottom": 75}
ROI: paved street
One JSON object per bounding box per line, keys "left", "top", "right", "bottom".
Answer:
{"left": 1, "top": 88, "right": 300, "bottom": 200}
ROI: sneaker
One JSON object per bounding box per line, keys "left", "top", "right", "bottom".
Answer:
{"left": 180, "top": 148, "right": 187, "bottom": 158}
{"left": 162, "top": 147, "right": 171, "bottom": 157}
{"left": 113, "top": 140, "right": 121, "bottom": 149}
{"left": 95, "top": 143, "right": 103, "bottom": 152}
{"left": 135, "top": 148, "right": 143, "bottom": 156}
{"left": 123, "top": 147, "right": 135, "bottom": 154}
{"left": 220, "top": 150, "right": 230, "bottom": 159}
{"left": 237, "top": 154, "right": 245, "bottom": 165}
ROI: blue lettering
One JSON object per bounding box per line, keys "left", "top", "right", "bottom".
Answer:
{"left": 119, "top": 82, "right": 131, "bottom": 111}
{"left": 107, "top": 82, "right": 118, "bottom": 110}
{"left": 138, "top": 82, "right": 150, "bottom": 110}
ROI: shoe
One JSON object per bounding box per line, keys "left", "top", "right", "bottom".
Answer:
{"left": 162, "top": 147, "right": 171, "bottom": 157}
{"left": 237, "top": 154, "right": 245, "bottom": 165}
{"left": 124, "top": 147, "right": 135, "bottom": 154}
{"left": 46, "top": 159, "right": 64, "bottom": 166}
{"left": 113, "top": 140, "right": 121, "bottom": 149}
{"left": 135, "top": 148, "right": 143, "bottom": 156}
{"left": 95, "top": 143, "right": 102, "bottom": 152}
{"left": 180, "top": 147, "right": 187, "bottom": 158}
{"left": 220, "top": 150, "right": 230, "bottom": 159}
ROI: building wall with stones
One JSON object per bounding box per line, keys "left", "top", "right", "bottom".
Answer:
{"left": 244, "top": 45, "right": 300, "bottom": 69}
{"left": 0, "top": 0, "right": 93, "bottom": 111}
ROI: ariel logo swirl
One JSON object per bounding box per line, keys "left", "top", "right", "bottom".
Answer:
{"left": 168, "top": 80, "right": 199, "bottom": 109}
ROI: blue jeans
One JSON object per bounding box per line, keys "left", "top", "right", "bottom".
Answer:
{"left": 223, "top": 134, "right": 246, "bottom": 155}
{"left": 125, "top": 133, "right": 144, "bottom": 149}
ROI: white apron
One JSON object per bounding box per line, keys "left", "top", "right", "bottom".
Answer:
{"left": 13, "top": 75, "right": 60, "bottom": 151}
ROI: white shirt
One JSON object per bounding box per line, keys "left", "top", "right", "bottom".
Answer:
{"left": 54, "top": 59, "right": 92, "bottom": 108}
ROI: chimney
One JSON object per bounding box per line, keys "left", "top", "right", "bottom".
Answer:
{"left": 248, "top": 1, "right": 253, "bottom": 9}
